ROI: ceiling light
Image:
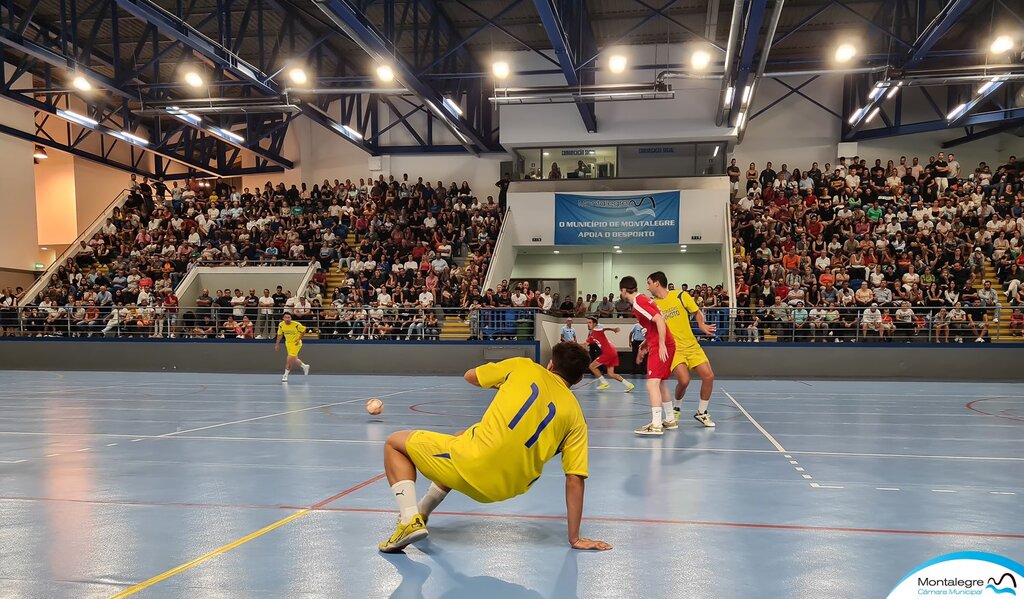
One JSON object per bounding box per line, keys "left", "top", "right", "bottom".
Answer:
{"left": 724, "top": 86, "right": 734, "bottom": 106}
{"left": 691, "top": 50, "right": 711, "bottom": 70}
{"left": 848, "top": 107, "right": 864, "bottom": 124}
{"left": 990, "top": 35, "right": 1015, "bottom": 54}
{"left": 613, "top": 245, "right": 621, "bottom": 249}
{"left": 866, "top": 107, "right": 881, "bottom": 122}
{"left": 946, "top": 103, "right": 967, "bottom": 120}
{"left": 40, "top": 247, "right": 48, "bottom": 250}
{"left": 116, "top": 131, "right": 149, "bottom": 145}
{"left": 543, "top": 152, "right": 550, "bottom": 156}
{"left": 680, "top": 244, "right": 687, "bottom": 248}
{"left": 342, "top": 124, "right": 363, "bottom": 140}
{"left": 868, "top": 83, "right": 885, "bottom": 100}
{"left": 376, "top": 64, "right": 394, "bottom": 82}
{"left": 835, "top": 43, "right": 857, "bottom": 63}
{"left": 553, "top": 250, "right": 560, "bottom": 254}
{"left": 58, "top": 109, "right": 98, "bottom": 127}
{"left": 886, "top": 82, "right": 903, "bottom": 99}
{"left": 183, "top": 70, "right": 204, "bottom": 88}
{"left": 492, "top": 61, "right": 510, "bottom": 79}
{"left": 741, "top": 85, "right": 752, "bottom": 104}
{"left": 214, "top": 127, "right": 245, "bottom": 143}
{"left": 608, "top": 54, "right": 627, "bottom": 74}
{"left": 33, "top": 145, "right": 48, "bottom": 159}
{"left": 443, "top": 97, "right": 463, "bottom": 116}
{"left": 713, "top": 145, "right": 720, "bottom": 157}
{"left": 615, "top": 249, "right": 622, "bottom": 254}
{"left": 72, "top": 75, "right": 92, "bottom": 92}
{"left": 977, "top": 76, "right": 1001, "bottom": 95}
{"left": 167, "top": 107, "right": 202, "bottom": 125}
{"left": 288, "top": 68, "right": 308, "bottom": 85}
{"left": 735, "top": 111, "right": 746, "bottom": 128}
{"left": 680, "top": 248, "right": 687, "bottom": 252}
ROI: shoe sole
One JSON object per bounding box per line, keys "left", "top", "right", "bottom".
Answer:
{"left": 624, "top": 387, "right": 635, "bottom": 393}
{"left": 379, "top": 528, "right": 429, "bottom": 553}
{"left": 634, "top": 430, "right": 663, "bottom": 436}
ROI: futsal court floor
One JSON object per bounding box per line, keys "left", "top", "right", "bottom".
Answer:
{"left": 0, "top": 369, "right": 1021, "bottom": 598}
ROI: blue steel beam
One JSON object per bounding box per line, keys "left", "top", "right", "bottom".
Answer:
{"left": 849, "top": 106, "right": 1024, "bottom": 140}
{"left": 905, "top": 0, "right": 977, "bottom": 68}
{"left": 532, "top": 0, "right": 598, "bottom": 132}
{"left": 111, "top": 0, "right": 375, "bottom": 157}
{"left": 727, "top": 0, "right": 769, "bottom": 127}
{"left": 941, "top": 118, "right": 1024, "bottom": 147}
{"left": 312, "top": 0, "right": 492, "bottom": 153}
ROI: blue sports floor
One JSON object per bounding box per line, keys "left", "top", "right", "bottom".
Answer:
{"left": 0, "top": 370, "right": 1021, "bottom": 598}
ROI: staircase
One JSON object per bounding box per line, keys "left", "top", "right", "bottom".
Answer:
{"left": 974, "top": 262, "right": 1020, "bottom": 342}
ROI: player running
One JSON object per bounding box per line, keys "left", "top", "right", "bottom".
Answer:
{"left": 274, "top": 311, "right": 310, "bottom": 382}
{"left": 584, "top": 317, "right": 635, "bottom": 392}
{"left": 619, "top": 275, "right": 677, "bottom": 436}
{"left": 647, "top": 272, "right": 717, "bottom": 427}
{"left": 376, "top": 342, "right": 611, "bottom": 553}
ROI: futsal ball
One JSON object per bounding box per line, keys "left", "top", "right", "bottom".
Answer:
{"left": 366, "top": 398, "right": 383, "bottom": 415}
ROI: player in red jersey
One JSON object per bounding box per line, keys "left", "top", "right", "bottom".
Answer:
{"left": 583, "top": 317, "right": 635, "bottom": 392}
{"left": 619, "top": 275, "right": 677, "bottom": 436}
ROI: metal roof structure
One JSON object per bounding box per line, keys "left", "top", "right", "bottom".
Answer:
{"left": 0, "top": 0, "right": 1019, "bottom": 176}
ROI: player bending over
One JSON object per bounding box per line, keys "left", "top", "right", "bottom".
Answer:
{"left": 619, "top": 276, "right": 677, "bottom": 436}
{"left": 647, "top": 272, "right": 717, "bottom": 427}
{"left": 583, "top": 317, "right": 634, "bottom": 392}
{"left": 377, "top": 342, "right": 611, "bottom": 553}
{"left": 274, "top": 311, "right": 310, "bottom": 382}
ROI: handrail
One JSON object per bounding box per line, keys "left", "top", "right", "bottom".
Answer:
{"left": 482, "top": 207, "right": 514, "bottom": 293}
{"left": 24, "top": 188, "right": 133, "bottom": 303}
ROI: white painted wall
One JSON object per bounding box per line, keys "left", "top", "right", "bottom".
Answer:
{"left": 1, "top": 63, "right": 40, "bottom": 270}
{"left": 34, "top": 150, "right": 79, "bottom": 246}
{"left": 735, "top": 76, "right": 1020, "bottom": 172}
{"left": 511, "top": 249, "right": 722, "bottom": 298}
{"left": 499, "top": 45, "right": 730, "bottom": 147}
{"left": 73, "top": 158, "right": 132, "bottom": 235}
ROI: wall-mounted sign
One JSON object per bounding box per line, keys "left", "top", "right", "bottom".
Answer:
{"left": 554, "top": 191, "right": 680, "bottom": 245}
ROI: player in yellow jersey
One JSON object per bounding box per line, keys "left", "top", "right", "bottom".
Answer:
{"left": 274, "top": 311, "right": 310, "bottom": 382}
{"left": 647, "top": 272, "right": 717, "bottom": 427}
{"left": 376, "top": 342, "right": 611, "bottom": 553}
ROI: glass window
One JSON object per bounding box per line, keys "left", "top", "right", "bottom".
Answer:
{"left": 695, "top": 143, "right": 726, "bottom": 175}
{"left": 514, "top": 148, "right": 543, "bottom": 180}
{"left": 541, "top": 146, "right": 616, "bottom": 179}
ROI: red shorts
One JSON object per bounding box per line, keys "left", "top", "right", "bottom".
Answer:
{"left": 596, "top": 350, "right": 619, "bottom": 368}
{"left": 645, "top": 343, "right": 675, "bottom": 379}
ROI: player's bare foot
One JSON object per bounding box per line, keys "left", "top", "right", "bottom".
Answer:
{"left": 570, "top": 537, "right": 612, "bottom": 550}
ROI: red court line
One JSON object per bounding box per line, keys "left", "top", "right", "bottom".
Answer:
{"left": 3, "top": 493, "right": 1020, "bottom": 540}
{"left": 965, "top": 398, "right": 1024, "bottom": 422}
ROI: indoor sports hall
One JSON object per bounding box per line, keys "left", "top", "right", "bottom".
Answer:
{"left": 1, "top": 1, "right": 1022, "bottom": 597}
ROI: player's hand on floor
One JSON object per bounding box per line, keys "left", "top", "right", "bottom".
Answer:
{"left": 570, "top": 538, "right": 612, "bottom": 551}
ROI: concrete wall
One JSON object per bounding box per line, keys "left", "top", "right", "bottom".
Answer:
{"left": 0, "top": 339, "right": 538, "bottom": 375}
{"left": 511, "top": 250, "right": 723, "bottom": 299}
{"left": 175, "top": 266, "right": 313, "bottom": 307}
{"left": 0, "top": 268, "right": 39, "bottom": 291}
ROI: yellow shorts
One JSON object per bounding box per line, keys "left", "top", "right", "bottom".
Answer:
{"left": 405, "top": 430, "right": 492, "bottom": 503}
{"left": 286, "top": 343, "right": 302, "bottom": 357}
{"left": 671, "top": 343, "right": 709, "bottom": 371}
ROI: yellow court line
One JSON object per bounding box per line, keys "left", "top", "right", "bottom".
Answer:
{"left": 109, "top": 472, "right": 386, "bottom": 598}
{"left": 110, "top": 508, "right": 311, "bottom": 598}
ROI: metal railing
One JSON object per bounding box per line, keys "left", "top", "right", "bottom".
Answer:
{"left": 693, "top": 304, "right": 1023, "bottom": 344}
{"left": 1, "top": 305, "right": 537, "bottom": 342}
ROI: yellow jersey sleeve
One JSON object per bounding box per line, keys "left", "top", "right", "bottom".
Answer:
{"left": 276, "top": 322, "right": 285, "bottom": 336}
{"left": 295, "top": 322, "right": 307, "bottom": 335}
{"left": 475, "top": 357, "right": 531, "bottom": 389}
{"left": 560, "top": 419, "right": 589, "bottom": 478}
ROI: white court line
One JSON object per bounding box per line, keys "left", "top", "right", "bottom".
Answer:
{"left": 106, "top": 443, "right": 118, "bottom": 446}
{"left": 932, "top": 489, "right": 957, "bottom": 493}
{"left": 723, "top": 390, "right": 787, "bottom": 453}
{"left": 877, "top": 487, "right": 901, "bottom": 491}
{"left": 73, "top": 448, "right": 90, "bottom": 452}
{"left": 0, "top": 459, "right": 27, "bottom": 464}
{"left": 147, "top": 384, "right": 443, "bottom": 440}
{"left": 990, "top": 491, "right": 1016, "bottom": 495}
{"left": 809, "top": 483, "right": 844, "bottom": 489}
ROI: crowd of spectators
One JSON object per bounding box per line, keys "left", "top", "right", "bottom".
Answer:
{"left": 7, "top": 172, "right": 507, "bottom": 337}
{"left": 729, "top": 152, "right": 1024, "bottom": 342}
